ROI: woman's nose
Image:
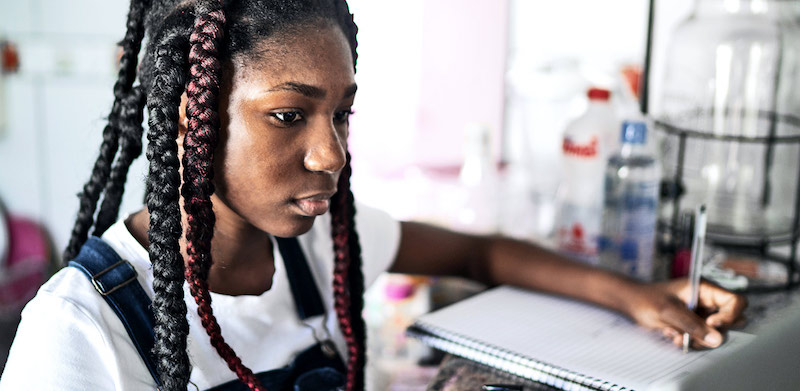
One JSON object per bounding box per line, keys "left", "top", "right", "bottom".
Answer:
{"left": 303, "top": 122, "right": 347, "bottom": 174}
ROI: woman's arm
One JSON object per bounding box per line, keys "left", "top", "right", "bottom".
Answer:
{"left": 389, "top": 221, "right": 747, "bottom": 348}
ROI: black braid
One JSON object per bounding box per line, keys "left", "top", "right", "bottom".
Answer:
{"left": 343, "top": 155, "right": 366, "bottom": 390}
{"left": 63, "top": 0, "right": 150, "bottom": 261}
{"left": 145, "top": 19, "right": 193, "bottom": 391}
{"left": 94, "top": 86, "right": 147, "bottom": 234}
{"left": 329, "top": 5, "right": 364, "bottom": 386}
{"left": 63, "top": 120, "right": 119, "bottom": 260}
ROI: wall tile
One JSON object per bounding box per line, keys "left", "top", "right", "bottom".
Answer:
{"left": 0, "top": 77, "right": 42, "bottom": 219}
{"left": 0, "top": 0, "right": 34, "bottom": 35}
{"left": 36, "top": 0, "right": 127, "bottom": 36}
{"left": 41, "top": 77, "right": 147, "bottom": 252}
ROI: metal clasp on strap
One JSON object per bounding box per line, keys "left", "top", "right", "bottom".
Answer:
{"left": 90, "top": 259, "right": 138, "bottom": 296}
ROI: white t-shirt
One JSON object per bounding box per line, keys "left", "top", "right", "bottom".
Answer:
{"left": 0, "top": 203, "right": 400, "bottom": 390}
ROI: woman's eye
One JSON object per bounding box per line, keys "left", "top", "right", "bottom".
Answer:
{"left": 271, "top": 111, "right": 303, "bottom": 124}
{"left": 334, "top": 109, "right": 354, "bottom": 124}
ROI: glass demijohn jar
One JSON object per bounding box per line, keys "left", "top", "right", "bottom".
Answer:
{"left": 655, "top": 0, "right": 800, "bottom": 243}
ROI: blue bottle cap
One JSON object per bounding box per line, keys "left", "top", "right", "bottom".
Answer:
{"left": 620, "top": 239, "right": 638, "bottom": 261}
{"left": 597, "top": 236, "right": 612, "bottom": 252}
{"left": 620, "top": 120, "right": 647, "bottom": 145}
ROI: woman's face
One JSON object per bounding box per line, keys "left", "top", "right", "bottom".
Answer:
{"left": 211, "top": 23, "right": 356, "bottom": 238}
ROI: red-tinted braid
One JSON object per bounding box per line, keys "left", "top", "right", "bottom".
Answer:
{"left": 343, "top": 154, "right": 367, "bottom": 391}
{"left": 331, "top": 154, "right": 364, "bottom": 391}
{"left": 182, "top": 4, "right": 265, "bottom": 391}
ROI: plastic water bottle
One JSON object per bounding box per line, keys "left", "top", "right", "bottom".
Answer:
{"left": 554, "top": 87, "right": 617, "bottom": 264}
{"left": 364, "top": 275, "right": 431, "bottom": 390}
{"left": 455, "top": 123, "right": 499, "bottom": 234}
{"left": 599, "top": 120, "right": 661, "bottom": 281}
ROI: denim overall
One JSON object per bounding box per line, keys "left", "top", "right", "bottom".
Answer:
{"left": 69, "top": 236, "right": 346, "bottom": 391}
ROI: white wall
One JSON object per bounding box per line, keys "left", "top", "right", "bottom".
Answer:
{"left": 0, "top": 0, "right": 140, "bottom": 257}
{"left": 346, "top": 0, "right": 509, "bottom": 173}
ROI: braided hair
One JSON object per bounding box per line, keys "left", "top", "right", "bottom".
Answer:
{"left": 63, "top": 0, "right": 150, "bottom": 260}
{"left": 64, "top": 1, "right": 365, "bottom": 390}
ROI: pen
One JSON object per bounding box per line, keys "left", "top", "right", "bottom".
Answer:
{"left": 683, "top": 204, "right": 707, "bottom": 353}
{"left": 482, "top": 385, "right": 524, "bottom": 391}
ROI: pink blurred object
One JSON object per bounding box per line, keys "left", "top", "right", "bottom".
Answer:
{"left": 385, "top": 281, "right": 415, "bottom": 301}
{"left": 0, "top": 214, "right": 51, "bottom": 316}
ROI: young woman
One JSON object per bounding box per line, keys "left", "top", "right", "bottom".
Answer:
{"left": 0, "top": 1, "right": 746, "bottom": 390}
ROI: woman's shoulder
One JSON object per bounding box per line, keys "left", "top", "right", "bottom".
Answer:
{"left": 22, "top": 234, "right": 137, "bottom": 335}
{"left": 23, "top": 216, "right": 152, "bottom": 343}
{"left": 34, "top": 260, "right": 111, "bottom": 317}
{"left": 42, "top": 219, "right": 152, "bottom": 311}
{"left": 0, "top": 266, "right": 121, "bottom": 389}
{"left": 0, "top": 232, "right": 153, "bottom": 389}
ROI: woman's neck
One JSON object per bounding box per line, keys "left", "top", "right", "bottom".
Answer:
{"left": 125, "top": 205, "right": 276, "bottom": 296}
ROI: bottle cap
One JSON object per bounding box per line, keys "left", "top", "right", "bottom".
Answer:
{"left": 587, "top": 87, "right": 611, "bottom": 101}
{"left": 620, "top": 239, "right": 639, "bottom": 261}
{"left": 620, "top": 120, "right": 647, "bottom": 145}
{"left": 384, "top": 280, "right": 415, "bottom": 300}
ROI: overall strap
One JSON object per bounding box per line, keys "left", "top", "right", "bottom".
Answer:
{"left": 68, "top": 237, "right": 162, "bottom": 389}
{"left": 274, "top": 236, "right": 326, "bottom": 320}
{"left": 69, "top": 235, "right": 325, "bottom": 391}
{"left": 207, "top": 237, "right": 342, "bottom": 391}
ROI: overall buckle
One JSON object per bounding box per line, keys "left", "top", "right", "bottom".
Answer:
{"left": 90, "top": 259, "right": 138, "bottom": 296}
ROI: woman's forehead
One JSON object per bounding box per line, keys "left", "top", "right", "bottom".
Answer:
{"left": 227, "top": 23, "right": 355, "bottom": 96}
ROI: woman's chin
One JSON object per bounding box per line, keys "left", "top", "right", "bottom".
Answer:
{"left": 267, "top": 216, "right": 317, "bottom": 238}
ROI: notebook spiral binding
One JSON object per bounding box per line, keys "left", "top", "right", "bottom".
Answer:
{"left": 407, "top": 322, "right": 632, "bottom": 391}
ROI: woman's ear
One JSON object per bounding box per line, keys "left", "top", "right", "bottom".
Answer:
{"left": 177, "top": 92, "right": 189, "bottom": 145}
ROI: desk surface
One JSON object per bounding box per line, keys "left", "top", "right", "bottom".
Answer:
{"left": 424, "top": 287, "right": 800, "bottom": 391}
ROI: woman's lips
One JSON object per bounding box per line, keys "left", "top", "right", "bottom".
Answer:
{"left": 293, "top": 197, "right": 331, "bottom": 216}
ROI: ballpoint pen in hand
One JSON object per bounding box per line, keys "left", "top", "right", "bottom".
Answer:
{"left": 683, "top": 205, "right": 707, "bottom": 353}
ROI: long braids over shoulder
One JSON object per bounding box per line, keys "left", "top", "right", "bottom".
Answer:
{"left": 144, "top": 6, "right": 194, "bottom": 390}
{"left": 65, "top": 1, "right": 364, "bottom": 390}
{"left": 63, "top": 0, "right": 150, "bottom": 260}
{"left": 330, "top": 151, "right": 366, "bottom": 391}
{"left": 181, "top": 1, "right": 266, "bottom": 389}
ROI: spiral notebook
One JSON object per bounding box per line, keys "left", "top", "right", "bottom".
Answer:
{"left": 407, "top": 286, "right": 752, "bottom": 391}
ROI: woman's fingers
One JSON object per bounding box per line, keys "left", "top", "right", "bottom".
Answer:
{"left": 662, "top": 326, "right": 683, "bottom": 347}
{"left": 659, "top": 297, "right": 724, "bottom": 348}
{"left": 698, "top": 282, "right": 748, "bottom": 328}
{"left": 662, "top": 326, "right": 679, "bottom": 339}
{"left": 630, "top": 278, "right": 747, "bottom": 350}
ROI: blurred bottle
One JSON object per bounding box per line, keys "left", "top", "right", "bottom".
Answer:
{"left": 501, "top": 58, "right": 585, "bottom": 241}
{"left": 600, "top": 120, "right": 661, "bottom": 281}
{"left": 455, "top": 123, "right": 499, "bottom": 234}
{"left": 671, "top": 210, "right": 695, "bottom": 278}
{"left": 365, "top": 274, "right": 431, "bottom": 390}
{"left": 554, "top": 87, "right": 617, "bottom": 264}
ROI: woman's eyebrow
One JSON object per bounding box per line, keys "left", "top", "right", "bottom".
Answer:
{"left": 266, "top": 82, "right": 358, "bottom": 99}
{"left": 343, "top": 84, "right": 357, "bottom": 98}
{"left": 269, "top": 82, "right": 325, "bottom": 98}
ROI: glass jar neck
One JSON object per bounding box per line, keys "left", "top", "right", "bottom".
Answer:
{"left": 694, "top": 0, "right": 798, "bottom": 17}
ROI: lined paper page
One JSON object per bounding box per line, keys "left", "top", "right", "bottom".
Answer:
{"left": 415, "top": 286, "right": 752, "bottom": 390}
